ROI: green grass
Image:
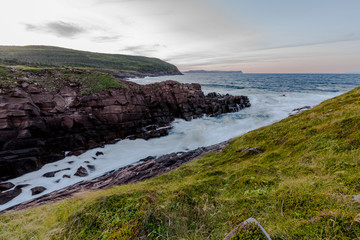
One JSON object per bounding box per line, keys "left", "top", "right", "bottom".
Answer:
{"left": 1, "top": 87, "right": 360, "bottom": 239}
{"left": 231, "top": 223, "right": 268, "bottom": 240}
{"left": 0, "top": 66, "right": 125, "bottom": 95}
{"left": 0, "top": 45, "right": 181, "bottom": 74}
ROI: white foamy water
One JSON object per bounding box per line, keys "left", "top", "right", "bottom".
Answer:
{"left": 2, "top": 73, "right": 360, "bottom": 211}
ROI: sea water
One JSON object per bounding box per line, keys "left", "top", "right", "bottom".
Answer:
{"left": 2, "top": 73, "right": 360, "bottom": 211}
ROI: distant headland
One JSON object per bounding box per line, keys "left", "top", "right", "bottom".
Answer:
{"left": 184, "top": 70, "right": 243, "bottom": 74}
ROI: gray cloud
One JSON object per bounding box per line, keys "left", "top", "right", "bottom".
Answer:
{"left": 257, "top": 34, "right": 360, "bottom": 52}
{"left": 119, "top": 44, "right": 166, "bottom": 55}
{"left": 24, "top": 21, "right": 86, "bottom": 38}
{"left": 92, "top": 35, "right": 122, "bottom": 43}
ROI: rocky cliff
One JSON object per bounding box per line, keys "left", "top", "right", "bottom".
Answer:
{"left": 0, "top": 67, "right": 250, "bottom": 181}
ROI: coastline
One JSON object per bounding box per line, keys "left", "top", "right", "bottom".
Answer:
{"left": 4, "top": 140, "right": 230, "bottom": 212}
{"left": 0, "top": 66, "right": 250, "bottom": 181}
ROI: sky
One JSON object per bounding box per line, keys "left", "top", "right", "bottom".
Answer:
{"left": 1, "top": 0, "right": 360, "bottom": 73}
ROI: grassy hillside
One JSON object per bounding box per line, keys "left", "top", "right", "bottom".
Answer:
{"left": 0, "top": 66, "right": 125, "bottom": 95}
{"left": 0, "top": 45, "right": 181, "bottom": 74}
{"left": 1, "top": 87, "right": 360, "bottom": 239}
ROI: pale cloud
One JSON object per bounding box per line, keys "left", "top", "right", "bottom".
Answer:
{"left": 24, "top": 21, "right": 86, "bottom": 38}
{"left": 119, "top": 44, "right": 167, "bottom": 55}
{"left": 92, "top": 35, "right": 122, "bottom": 43}
{"left": 256, "top": 34, "right": 360, "bottom": 52}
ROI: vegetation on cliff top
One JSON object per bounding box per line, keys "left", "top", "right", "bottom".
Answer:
{"left": 0, "top": 66, "right": 125, "bottom": 95}
{"left": 1, "top": 86, "right": 360, "bottom": 239}
{"left": 0, "top": 45, "right": 181, "bottom": 74}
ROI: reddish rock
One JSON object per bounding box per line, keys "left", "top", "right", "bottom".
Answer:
{"left": 74, "top": 167, "right": 88, "bottom": 177}
{"left": 66, "top": 150, "right": 86, "bottom": 157}
{"left": 31, "top": 186, "right": 46, "bottom": 195}
{"left": 0, "top": 188, "right": 21, "bottom": 204}
{"left": 0, "top": 182, "right": 15, "bottom": 191}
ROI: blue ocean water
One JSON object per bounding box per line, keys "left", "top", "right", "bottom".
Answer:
{"left": 132, "top": 72, "right": 360, "bottom": 95}
{"left": 3, "top": 72, "right": 360, "bottom": 211}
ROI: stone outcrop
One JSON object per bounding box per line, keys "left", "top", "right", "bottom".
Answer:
{"left": 30, "top": 186, "right": 46, "bottom": 195}
{"left": 0, "top": 71, "right": 250, "bottom": 181}
{"left": 0, "top": 188, "right": 21, "bottom": 204}
{"left": 74, "top": 167, "right": 88, "bottom": 177}
{"left": 0, "top": 182, "right": 14, "bottom": 191}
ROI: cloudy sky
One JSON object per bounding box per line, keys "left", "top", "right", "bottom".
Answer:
{"left": 1, "top": 0, "right": 360, "bottom": 73}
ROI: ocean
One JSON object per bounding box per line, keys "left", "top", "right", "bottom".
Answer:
{"left": 2, "top": 73, "right": 360, "bottom": 211}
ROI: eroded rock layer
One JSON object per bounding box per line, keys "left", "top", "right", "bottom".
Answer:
{"left": 0, "top": 73, "right": 250, "bottom": 180}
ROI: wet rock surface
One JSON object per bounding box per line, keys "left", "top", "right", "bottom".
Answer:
{"left": 95, "top": 152, "right": 104, "bottom": 157}
{"left": 0, "top": 188, "right": 22, "bottom": 204}
{"left": 74, "top": 167, "right": 88, "bottom": 177}
{"left": 0, "top": 182, "right": 15, "bottom": 191}
{"left": 42, "top": 168, "right": 71, "bottom": 178}
{"left": 15, "top": 184, "right": 29, "bottom": 189}
{"left": 31, "top": 186, "right": 46, "bottom": 195}
{"left": 7, "top": 140, "right": 230, "bottom": 211}
{"left": 0, "top": 74, "right": 250, "bottom": 181}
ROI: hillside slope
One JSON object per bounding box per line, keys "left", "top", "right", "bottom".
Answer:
{"left": 0, "top": 45, "right": 181, "bottom": 75}
{"left": 1, "top": 87, "right": 360, "bottom": 239}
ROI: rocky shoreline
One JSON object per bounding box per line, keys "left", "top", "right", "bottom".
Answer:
{"left": 4, "top": 140, "right": 230, "bottom": 212}
{"left": 0, "top": 67, "right": 250, "bottom": 181}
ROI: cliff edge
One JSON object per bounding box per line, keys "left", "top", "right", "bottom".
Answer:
{"left": 0, "top": 66, "right": 250, "bottom": 180}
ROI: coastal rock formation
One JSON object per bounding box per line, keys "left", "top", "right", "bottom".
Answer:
{"left": 0, "top": 69, "right": 250, "bottom": 180}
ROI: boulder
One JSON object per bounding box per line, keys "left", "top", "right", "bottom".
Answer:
{"left": 0, "top": 182, "right": 15, "bottom": 192}
{"left": 31, "top": 186, "right": 47, "bottom": 195}
{"left": 0, "top": 188, "right": 22, "bottom": 204}
{"left": 74, "top": 167, "right": 88, "bottom": 177}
